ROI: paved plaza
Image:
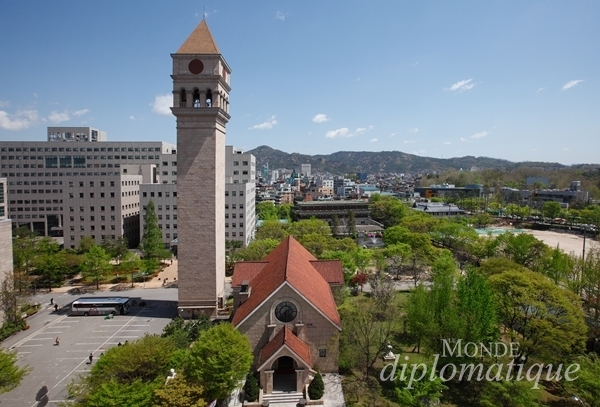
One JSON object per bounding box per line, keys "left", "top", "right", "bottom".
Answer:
{"left": 0, "top": 287, "right": 177, "bottom": 407}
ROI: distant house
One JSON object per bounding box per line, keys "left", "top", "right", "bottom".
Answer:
{"left": 413, "top": 201, "right": 465, "bottom": 217}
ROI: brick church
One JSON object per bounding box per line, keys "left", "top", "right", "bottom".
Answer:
{"left": 231, "top": 236, "right": 343, "bottom": 393}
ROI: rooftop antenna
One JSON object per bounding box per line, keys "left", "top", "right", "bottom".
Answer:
{"left": 203, "top": 5, "right": 207, "bottom": 19}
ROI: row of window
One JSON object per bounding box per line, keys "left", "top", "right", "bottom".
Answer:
{"left": 70, "top": 206, "right": 116, "bottom": 212}
{"left": 69, "top": 215, "right": 116, "bottom": 222}
{"left": 225, "top": 223, "right": 244, "bottom": 228}
{"left": 225, "top": 191, "right": 245, "bottom": 196}
{"left": 70, "top": 225, "right": 116, "bottom": 231}
{"left": 9, "top": 189, "right": 62, "bottom": 194}
{"left": 232, "top": 161, "right": 250, "bottom": 166}
{"left": 1, "top": 146, "right": 165, "bottom": 152}
{"left": 157, "top": 214, "right": 177, "bottom": 220}
{"left": 143, "top": 205, "right": 178, "bottom": 211}
{"left": 232, "top": 170, "right": 249, "bottom": 176}
{"left": 225, "top": 232, "right": 244, "bottom": 237}
{"left": 142, "top": 191, "right": 177, "bottom": 198}
{"left": 1, "top": 155, "right": 164, "bottom": 162}
{"left": 5, "top": 172, "right": 122, "bottom": 178}
{"left": 224, "top": 213, "right": 244, "bottom": 219}
{"left": 10, "top": 207, "right": 60, "bottom": 212}
{"left": 10, "top": 199, "right": 60, "bottom": 204}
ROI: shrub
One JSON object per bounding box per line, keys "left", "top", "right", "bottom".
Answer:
{"left": 244, "top": 373, "right": 259, "bottom": 402}
{"left": 308, "top": 372, "right": 325, "bottom": 400}
{"left": 0, "top": 320, "right": 26, "bottom": 342}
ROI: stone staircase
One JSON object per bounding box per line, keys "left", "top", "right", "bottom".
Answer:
{"left": 262, "top": 391, "right": 304, "bottom": 405}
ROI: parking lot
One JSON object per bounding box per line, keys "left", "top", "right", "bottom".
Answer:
{"left": 0, "top": 288, "right": 178, "bottom": 407}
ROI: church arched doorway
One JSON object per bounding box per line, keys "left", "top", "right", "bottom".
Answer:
{"left": 272, "top": 356, "right": 297, "bottom": 392}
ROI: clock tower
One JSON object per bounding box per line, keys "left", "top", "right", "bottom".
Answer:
{"left": 171, "top": 20, "right": 231, "bottom": 317}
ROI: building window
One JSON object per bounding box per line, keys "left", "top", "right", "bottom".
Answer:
{"left": 319, "top": 347, "right": 327, "bottom": 358}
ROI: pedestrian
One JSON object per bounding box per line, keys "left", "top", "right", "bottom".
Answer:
{"left": 88, "top": 353, "right": 93, "bottom": 364}
{"left": 117, "top": 342, "right": 122, "bottom": 346}
{"left": 55, "top": 337, "right": 60, "bottom": 346}
{"left": 50, "top": 298, "right": 54, "bottom": 305}
{"left": 54, "top": 304, "right": 58, "bottom": 312}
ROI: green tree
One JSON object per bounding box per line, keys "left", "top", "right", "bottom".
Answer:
{"left": 140, "top": 201, "right": 171, "bottom": 260}
{"left": 496, "top": 232, "right": 548, "bottom": 271}
{"left": 308, "top": 372, "right": 325, "bottom": 400}
{"left": 255, "top": 201, "right": 279, "bottom": 220}
{"left": 84, "top": 379, "right": 157, "bottom": 407}
{"left": 392, "top": 366, "right": 447, "bottom": 407}
{"left": 345, "top": 210, "right": 357, "bottom": 236}
{"left": 564, "top": 354, "right": 600, "bottom": 407}
{"left": 456, "top": 268, "right": 498, "bottom": 343}
{"left": 478, "top": 379, "right": 541, "bottom": 407}
{"left": 254, "top": 220, "right": 288, "bottom": 241}
{"left": 406, "top": 284, "right": 433, "bottom": 353}
{"left": 489, "top": 270, "right": 587, "bottom": 363}
{"left": 237, "top": 238, "right": 279, "bottom": 261}
{"left": 0, "top": 347, "right": 30, "bottom": 394}
{"left": 77, "top": 236, "right": 97, "bottom": 254}
{"left": 153, "top": 376, "right": 206, "bottom": 407}
{"left": 80, "top": 246, "right": 112, "bottom": 289}
{"left": 101, "top": 236, "right": 129, "bottom": 264}
{"left": 330, "top": 213, "right": 341, "bottom": 237}
{"left": 339, "top": 298, "right": 398, "bottom": 378}
{"left": 185, "top": 323, "right": 253, "bottom": 401}
{"left": 35, "top": 238, "right": 65, "bottom": 292}
{"left": 288, "top": 218, "right": 331, "bottom": 240}
{"left": 243, "top": 373, "right": 259, "bottom": 402}
{"left": 369, "top": 194, "right": 407, "bottom": 227}
{"left": 542, "top": 200, "right": 562, "bottom": 220}
{"left": 12, "top": 227, "right": 38, "bottom": 292}
{"left": 119, "top": 252, "right": 142, "bottom": 288}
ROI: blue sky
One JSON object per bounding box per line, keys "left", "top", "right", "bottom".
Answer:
{"left": 0, "top": 1, "right": 598, "bottom": 165}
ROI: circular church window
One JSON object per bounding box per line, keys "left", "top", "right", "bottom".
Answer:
{"left": 275, "top": 301, "right": 297, "bottom": 323}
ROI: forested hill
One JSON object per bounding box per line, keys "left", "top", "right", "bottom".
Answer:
{"left": 246, "top": 145, "right": 567, "bottom": 174}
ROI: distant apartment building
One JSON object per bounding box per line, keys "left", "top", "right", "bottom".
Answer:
{"left": 502, "top": 181, "right": 589, "bottom": 208}
{"left": 292, "top": 200, "right": 371, "bottom": 225}
{"left": 301, "top": 163, "right": 311, "bottom": 177}
{"left": 0, "top": 179, "right": 12, "bottom": 286}
{"left": 414, "top": 183, "right": 483, "bottom": 199}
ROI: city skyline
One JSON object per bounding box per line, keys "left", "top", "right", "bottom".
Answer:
{"left": 0, "top": 1, "right": 598, "bottom": 165}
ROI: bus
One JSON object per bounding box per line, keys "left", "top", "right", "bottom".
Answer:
{"left": 71, "top": 297, "right": 131, "bottom": 316}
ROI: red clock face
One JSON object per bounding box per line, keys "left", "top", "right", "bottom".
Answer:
{"left": 188, "top": 59, "right": 204, "bottom": 74}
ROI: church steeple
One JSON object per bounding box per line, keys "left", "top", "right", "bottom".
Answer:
{"left": 176, "top": 19, "right": 220, "bottom": 55}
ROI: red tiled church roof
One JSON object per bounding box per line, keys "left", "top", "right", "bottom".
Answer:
{"left": 231, "top": 261, "right": 268, "bottom": 287}
{"left": 309, "top": 260, "right": 344, "bottom": 285}
{"left": 231, "top": 236, "right": 341, "bottom": 328}
{"left": 258, "top": 326, "right": 312, "bottom": 368}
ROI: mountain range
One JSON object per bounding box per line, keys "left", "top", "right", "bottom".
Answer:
{"left": 246, "top": 146, "right": 568, "bottom": 174}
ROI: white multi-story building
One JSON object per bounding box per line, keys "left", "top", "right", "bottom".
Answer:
{"left": 139, "top": 145, "right": 257, "bottom": 249}
{"left": 301, "top": 163, "right": 311, "bottom": 177}
{"left": 0, "top": 127, "right": 177, "bottom": 249}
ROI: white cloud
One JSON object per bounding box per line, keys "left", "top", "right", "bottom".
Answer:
{"left": 275, "top": 11, "right": 289, "bottom": 21}
{"left": 152, "top": 94, "right": 172, "bottom": 115}
{"left": 0, "top": 109, "right": 40, "bottom": 131}
{"left": 325, "top": 127, "right": 350, "bottom": 138}
{"left": 562, "top": 147, "right": 571, "bottom": 151}
{"left": 409, "top": 127, "right": 419, "bottom": 133}
{"left": 537, "top": 87, "right": 546, "bottom": 92}
{"left": 446, "top": 79, "right": 475, "bottom": 92}
{"left": 48, "top": 111, "right": 70, "bottom": 124}
{"left": 370, "top": 138, "right": 378, "bottom": 143}
{"left": 325, "top": 125, "right": 372, "bottom": 138}
{"left": 444, "top": 141, "right": 452, "bottom": 145}
{"left": 312, "top": 114, "right": 329, "bottom": 123}
{"left": 471, "top": 131, "right": 488, "bottom": 139}
{"left": 460, "top": 137, "right": 467, "bottom": 142}
{"left": 403, "top": 139, "right": 417, "bottom": 144}
{"left": 129, "top": 116, "right": 136, "bottom": 121}
{"left": 72, "top": 109, "right": 89, "bottom": 117}
{"left": 249, "top": 115, "right": 277, "bottom": 130}
{"left": 0, "top": 100, "right": 9, "bottom": 108}
{"left": 389, "top": 133, "right": 396, "bottom": 138}
{"left": 562, "top": 80, "right": 584, "bottom": 90}
{"left": 47, "top": 108, "right": 90, "bottom": 124}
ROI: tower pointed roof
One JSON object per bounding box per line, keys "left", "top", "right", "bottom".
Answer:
{"left": 176, "top": 19, "right": 220, "bottom": 54}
